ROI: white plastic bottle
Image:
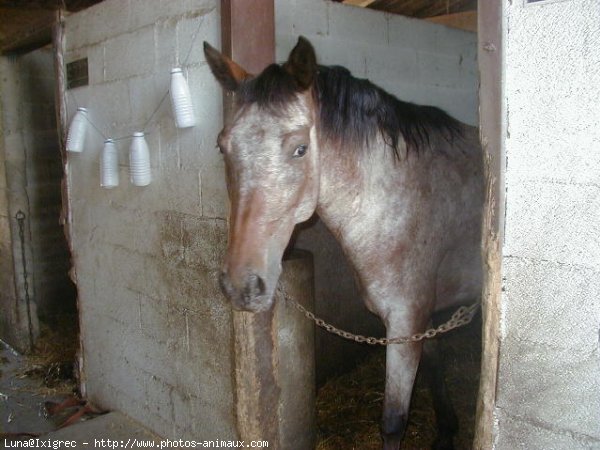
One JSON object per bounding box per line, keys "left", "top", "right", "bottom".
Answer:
{"left": 100, "top": 139, "right": 119, "bottom": 189}
{"left": 66, "top": 107, "right": 88, "bottom": 153}
{"left": 129, "top": 132, "right": 151, "bottom": 186}
{"left": 170, "top": 68, "right": 196, "bottom": 128}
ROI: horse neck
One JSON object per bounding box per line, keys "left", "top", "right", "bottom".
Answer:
{"left": 315, "top": 137, "right": 386, "bottom": 243}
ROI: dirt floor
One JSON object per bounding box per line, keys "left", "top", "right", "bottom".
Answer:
{"left": 2, "top": 312, "right": 479, "bottom": 448}
{"left": 0, "top": 320, "right": 80, "bottom": 437}
{"left": 316, "top": 315, "right": 481, "bottom": 450}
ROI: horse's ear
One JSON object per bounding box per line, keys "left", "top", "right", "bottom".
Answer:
{"left": 284, "top": 36, "right": 317, "bottom": 90}
{"left": 203, "top": 42, "right": 250, "bottom": 91}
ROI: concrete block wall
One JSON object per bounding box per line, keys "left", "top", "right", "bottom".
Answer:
{"left": 19, "top": 48, "right": 77, "bottom": 324}
{"left": 0, "top": 47, "right": 73, "bottom": 350}
{"left": 0, "top": 57, "right": 27, "bottom": 350}
{"left": 497, "top": 0, "right": 600, "bottom": 447}
{"left": 275, "top": 0, "right": 479, "bottom": 381}
{"left": 64, "top": 0, "right": 236, "bottom": 439}
{"left": 276, "top": 0, "right": 478, "bottom": 126}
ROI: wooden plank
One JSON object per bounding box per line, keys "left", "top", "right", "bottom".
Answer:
{"left": 220, "top": 0, "right": 274, "bottom": 122}
{"left": 342, "top": 0, "right": 376, "bottom": 7}
{"left": 473, "top": 0, "right": 505, "bottom": 448}
{"left": 220, "top": 3, "right": 316, "bottom": 448}
{"left": 0, "top": 8, "right": 55, "bottom": 54}
{"left": 425, "top": 10, "right": 477, "bottom": 32}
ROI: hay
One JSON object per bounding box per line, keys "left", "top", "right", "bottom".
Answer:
{"left": 316, "top": 317, "right": 481, "bottom": 449}
{"left": 18, "top": 316, "right": 79, "bottom": 397}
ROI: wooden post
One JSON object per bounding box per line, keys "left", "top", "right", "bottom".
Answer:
{"left": 232, "top": 252, "right": 316, "bottom": 449}
{"left": 220, "top": 3, "right": 316, "bottom": 447}
{"left": 220, "top": 0, "right": 274, "bottom": 122}
{"left": 474, "top": 0, "right": 505, "bottom": 448}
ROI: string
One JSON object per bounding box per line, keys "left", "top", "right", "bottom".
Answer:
{"left": 142, "top": 90, "right": 169, "bottom": 134}
{"left": 181, "top": 15, "right": 204, "bottom": 67}
{"left": 66, "top": 13, "right": 205, "bottom": 141}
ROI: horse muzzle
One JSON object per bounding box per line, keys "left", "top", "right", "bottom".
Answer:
{"left": 219, "top": 270, "right": 274, "bottom": 313}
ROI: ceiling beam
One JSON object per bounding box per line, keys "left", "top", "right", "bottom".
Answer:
{"left": 0, "top": 0, "right": 102, "bottom": 12}
{"left": 0, "top": 8, "right": 55, "bottom": 54}
{"left": 342, "top": 0, "right": 376, "bottom": 6}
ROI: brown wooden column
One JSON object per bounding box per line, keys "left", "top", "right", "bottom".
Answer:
{"left": 474, "top": 0, "right": 505, "bottom": 448}
{"left": 221, "top": 3, "right": 316, "bottom": 449}
{"left": 220, "top": 0, "right": 274, "bottom": 122}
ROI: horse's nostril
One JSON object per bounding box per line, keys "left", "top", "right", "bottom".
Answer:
{"left": 244, "top": 273, "right": 266, "bottom": 298}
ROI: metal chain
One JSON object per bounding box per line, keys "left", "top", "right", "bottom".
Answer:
{"left": 278, "top": 287, "right": 479, "bottom": 345}
{"left": 15, "top": 210, "right": 34, "bottom": 349}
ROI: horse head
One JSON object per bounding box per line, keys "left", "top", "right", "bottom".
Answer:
{"left": 204, "top": 37, "right": 320, "bottom": 312}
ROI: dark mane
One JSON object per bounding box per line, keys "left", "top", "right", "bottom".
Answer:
{"left": 237, "top": 63, "right": 462, "bottom": 157}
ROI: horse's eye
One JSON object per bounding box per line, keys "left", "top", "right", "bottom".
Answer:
{"left": 293, "top": 144, "right": 308, "bottom": 158}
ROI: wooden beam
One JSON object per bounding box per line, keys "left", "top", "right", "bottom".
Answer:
{"left": 220, "top": 0, "right": 274, "bottom": 122}
{"left": 221, "top": 0, "right": 274, "bottom": 74}
{"left": 342, "top": 0, "right": 376, "bottom": 7}
{"left": 0, "top": 8, "right": 55, "bottom": 54}
{"left": 219, "top": 3, "right": 315, "bottom": 449}
{"left": 474, "top": 0, "right": 505, "bottom": 448}
{"left": 425, "top": 10, "right": 477, "bottom": 32}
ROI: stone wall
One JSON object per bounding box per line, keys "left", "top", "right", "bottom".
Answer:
{"left": 0, "top": 46, "right": 75, "bottom": 351}
{"left": 496, "top": 0, "right": 600, "bottom": 447}
{"left": 63, "top": 0, "right": 235, "bottom": 439}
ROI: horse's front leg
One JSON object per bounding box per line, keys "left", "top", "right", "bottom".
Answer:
{"left": 381, "top": 325, "right": 424, "bottom": 450}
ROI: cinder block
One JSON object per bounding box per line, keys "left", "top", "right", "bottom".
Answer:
{"left": 176, "top": 7, "right": 219, "bottom": 67}
{"left": 432, "top": 24, "right": 477, "bottom": 55}
{"left": 276, "top": 0, "right": 329, "bottom": 40}
{"left": 388, "top": 15, "right": 437, "bottom": 52}
{"left": 138, "top": 293, "right": 170, "bottom": 345}
{"left": 275, "top": 34, "right": 297, "bottom": 63}
{"left": 388, "top": 14, "right": 475, "bottom": 55}
{"left": 504, "top": 181, "right": 600, "bottom": 270}
{"left": 156, "top": 119, "right": 180, "bottom": 172}
{"left": 507, "top": 132, "right": 600, "bottom": 187}
{"left": 275, "top": 0, "right": 294, "bottom": 42}
{"left": 365, "top": 46, "right": 418, "bottom": 88}
{"left": 503, "top": 256, "right": 600, "bottom": 351}
{"left": 305, "top": 34, "right": 370, "bottom": 77}
{"left": 170, "top": 389, "right": 197, "bottom": 434}
{"left": 81, "top": 80, "right": 133, "bottom": 138}
{"left": 106, "top": 166, "right": 203, "bottom": 216}
{"left": 184, "top": 64, "right": 223, "bottom": 150}
{"left": 176, "top": 123, "right": 204, "bottom": 172}
{"left": 180, "top": 215, "right": 227, "bottom": 271}
{"left": 90, "top": 205, "right": 161, "bottom": 257}
{"left": 65, "top": 0, "right": 131, "bottom": 51}
{"left": 144, "top": 368, "right": 176, "bottom": 422}
{"left": 327, "top": 1, "right": 388, "bottom": 46}
{"left": 106, "top": 355, "right": 148, "bottom": 404}
{"left": 163, "top": 262, "right": 223, "bottom": 312}
{"left": 104, "top": 25, "right": 155, "bottom": 82}
{"left": 497, "top": 337, "right": 600, "bottom": 440}
{"left": 129, "top": 0, "right": 216, "bottom": 31}
{"left": 417, "top": 50, "right": 465, "bottom": 89}
{"left": 153, "top": 19, "right": 178, "bottom": 71}
{"left": 200, "top": 162, "right": 228, "bottom": 219}
{"left": 495, "top": 408, "right": 599, "bottom": 450}
{"left": 157, "top": 168, "right": 203, "bottom": 214}
{"left": 88, "top": 285, "right": 141, "bottom": 331}
{"left": 129, "top": 74, "right": 167, "bottom": 129}
{"left": 64, "top": 44, "right": 104, "bottom": 87}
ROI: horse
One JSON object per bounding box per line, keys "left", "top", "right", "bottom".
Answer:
{"left": 204, "top": 36, "right": 483, "bottom": 450}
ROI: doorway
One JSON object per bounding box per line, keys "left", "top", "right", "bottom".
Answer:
{"left": 0, "top": 42, "right": 79, "bottom": 387}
